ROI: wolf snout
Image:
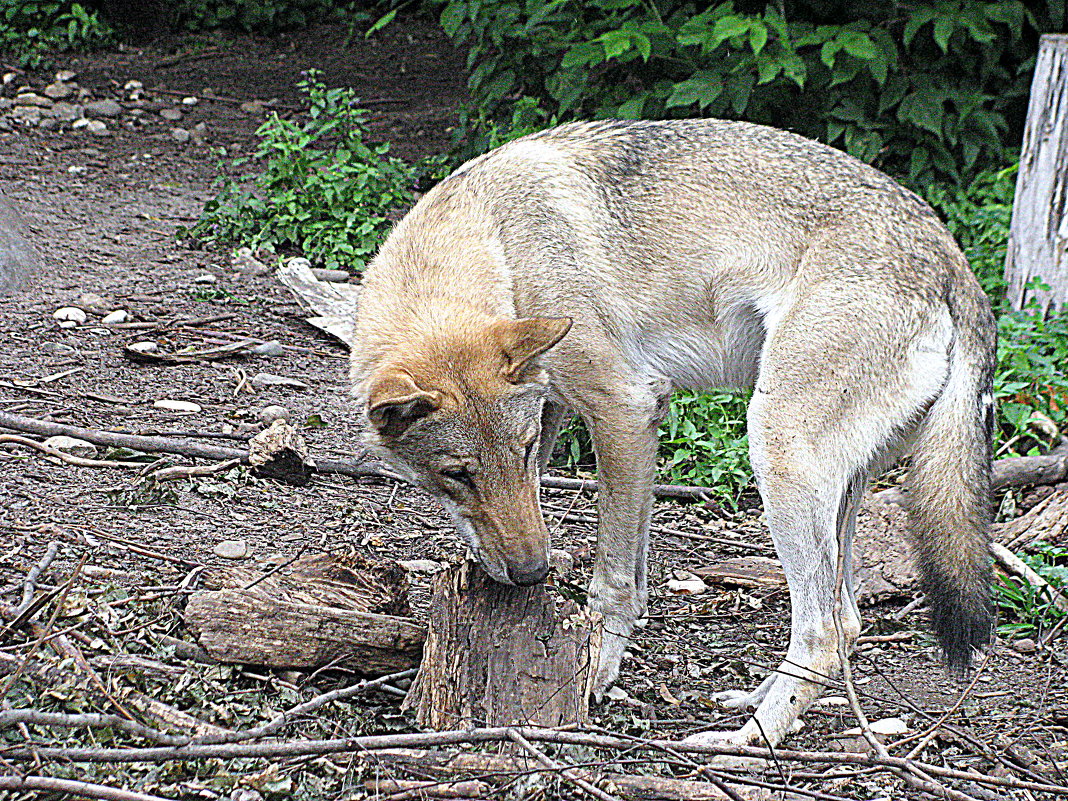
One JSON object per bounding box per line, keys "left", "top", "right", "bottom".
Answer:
{"left": 506, "top": 555, "right": 550, "bottom": 586}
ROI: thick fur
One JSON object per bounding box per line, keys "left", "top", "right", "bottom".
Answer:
{"left": 349, "top": 119, "right": 996, "bottom": 749}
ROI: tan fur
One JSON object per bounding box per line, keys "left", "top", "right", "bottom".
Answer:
{"left": 350, "top": 119, "right": 995, "bottom": 751}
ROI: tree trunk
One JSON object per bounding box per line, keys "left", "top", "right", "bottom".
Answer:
{"left": 403, "top": 560, "right": 600, "bottom": 729}
{"left": 1005, "top": 34, "right": 1068, "bottom": 314}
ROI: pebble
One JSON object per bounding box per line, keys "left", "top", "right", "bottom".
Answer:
{"left": 42, "top": 342, "right": 77, "bottom": 355}
{"left": 46, "top": 102, "right": 81, "bottom": 123}
{"left": 56, "top": 69, "right": 77, "bottom": 82}
{"left": 231, "top": 246, "right": 268, "bottom": 276}
{"left": 311, "top": 268, "right": 350, "bottom": 283}
{"left": 78, "top": 292, "right": 110, "bottom": 314}
{"left": 1013, "top": 637, "right": 1038, "bottom": 654}
{"left": 842, "top": 717, "right": 909, "bottom": 738}
{"left": 43, "top": 435, "right": 97, "bottom": 458}
{"left": 83, "top": 98, "right": 122, "bottom": 118}
{"left": 123, "top": 79, "right": 143, "bottom": 91}
{"left": 71, "top": 117, "right": 90, "bottom": 129}
{"left": 2, "top": 72, "right": 16, "bottom": 86}
{"left": 549, "top": 547, "right": 574, "bottom": 576}
{"left": 14, "top": 93, "right": 53, "bottom": 108}
{"left": 250, "top": 372, "right": 310, "bottom": 391}
{"left": 251, "top": 340, "right": 284, "bottom": 357}
{"left": 85, "top": 119, "right": 109, "bottom": 136}
{"left": 159, "top": 107, "right": 182, "bottom": 121}
{"left": 44, "top": 81, "right": 73, "bottom": 100}
{"left": 239, "top": 100, "right": 265, "bottom": 115}
{"left": 213, "top": 539, "right": 248, "bottom": 559}
{"left": 170, "top": 127, "right": 190, "bottom": 144}
{"left": 256, "top": 404, "right": 290, "bottom": 424}
{"left": 128, "top": 340, "right": 159, "bottom": 353}
{"left": 192, "top": 273, "right": 217, "bottom": 284}
{"left": 181, "top": 96, "right": 199, "bottom": 106}
{"left": 101, "top": 309, "right": 128, "bottom": 324}
{"left": 666, "top": 577, "right": 708, "bottom": 595}
{"left": 38, "top": 118, "right": 58, "bottom": 131}
{"left": 12, "top": 107, "right": 42, "bottom": 124}
{"left": 53, "top": 306, "right": 87, "bottom": 324}
{"left": 399, "top": 559, "right": 444, "bottom": 573}
{"left": 153, "top": 399, "right": 202, "bottom": 413}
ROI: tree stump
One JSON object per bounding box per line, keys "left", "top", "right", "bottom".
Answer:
{"left": 185, "top": 552, "right": 425, "bottom": 674}
{"left": 1005, "top": 34, "right": 1068, "bottom": 313}
{"left": 403, "top": 560, "right": 600, "bottom": 729}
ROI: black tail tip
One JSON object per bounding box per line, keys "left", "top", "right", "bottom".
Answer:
{"left": 928, "top": 598, "right": 995, "bottom": 673}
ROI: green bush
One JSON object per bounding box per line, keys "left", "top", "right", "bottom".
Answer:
{"left": 172, "top": 0, "right": 343, "bottom": 32}
{"left": 435, "top": 0, "right": 1061, "bottom": 182}
{"left": 0, "top": 0, "right": 111, "bottom": 66}
{"left": 997, "top": 541, "right": 1068, "bottom": 638}
{"left": 188, "top": 72, "right": 415, "bottom": 272}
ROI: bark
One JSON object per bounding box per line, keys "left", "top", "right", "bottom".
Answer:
{"left": 403, "top": 560, "right": 600, "bottom": 729}
{"left": 1006, "top": 34, "right": 1068, "bottom": 313}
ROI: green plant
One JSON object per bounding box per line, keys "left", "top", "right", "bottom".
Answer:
{"left": 173, "top": 0, "right": 344, "bottom": 32}
{"left": 996, "top": 541, "right": 1068, "bottom": 638}
{"left": 188, "top": 71, "right": 415, "bottom": 272}
{"left": 0, "top": 0, "right": 111, "bottom": 66}
{"left": 434, "top": 0, "right": 1061, "bottom": 182}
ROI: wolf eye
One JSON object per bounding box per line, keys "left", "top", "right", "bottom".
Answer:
{"left": 440, "top": 466, "right": 475, "bottom": 491}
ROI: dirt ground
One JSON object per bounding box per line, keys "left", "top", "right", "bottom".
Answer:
{"left": 1, "top": 20, "right": 1066, "bottom": 801}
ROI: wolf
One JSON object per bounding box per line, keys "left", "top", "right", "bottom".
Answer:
{"left": 350, "top": 119, "right": 995, "bottom": 748}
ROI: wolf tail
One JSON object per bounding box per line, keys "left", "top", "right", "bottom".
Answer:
{"left": 907, "top": 289, "right": 997, "bottom": 670}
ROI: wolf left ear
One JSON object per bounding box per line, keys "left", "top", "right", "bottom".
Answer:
{"left": 366, "top": 368, "right": 442, "bottom": 438}
{"left": 492, "top": 317, "right": 572, "bottom": 383}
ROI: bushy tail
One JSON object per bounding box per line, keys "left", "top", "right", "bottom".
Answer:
{"left": 907, "top": 304, "right": 997, "bottom": 670}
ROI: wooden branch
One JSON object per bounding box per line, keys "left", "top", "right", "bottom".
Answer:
{"left": 1005, "top": 34, "right": 1068, "bottom": 313}
{"left": 404, "top": 561, "right": 599, "bottom": 729}
{"left": 0, "top": 775, "right": 173, "bottom": 801}
{"left": 991, "top": 541, "right": 1068, "bottom": 614}
{"left": 992, "top": 443, "right": 1068, "bottom": 490}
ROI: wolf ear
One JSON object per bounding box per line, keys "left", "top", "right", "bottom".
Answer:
{"left": 492, "top": 317, "right": 572, "bottom": 383}
{"left": 366, "top": 369, "right": 442, "bottom": 438}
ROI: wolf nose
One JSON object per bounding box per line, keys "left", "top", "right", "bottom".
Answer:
{"left": 507, "top": 557, "right": 549, "bottom": 586}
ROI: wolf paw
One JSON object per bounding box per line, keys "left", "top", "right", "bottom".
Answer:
{"left": 711, "top": 689, "right": 759, "bottom": 711}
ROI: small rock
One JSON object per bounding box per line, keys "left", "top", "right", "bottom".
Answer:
{"left": 53, "top": 306, "right": 87, "bottom": 324}
{"left": 842, "top": 717, "right": 909, "bottom": 738}
{"left": 251, "top": 340, "right": 284, "bottom": 357}
{"left": 42, "top": 342, "right": 77, "bottom": 356}
{"left": 192, "top": 273, "right": 217, "bottom": 284}
{"left": 181, "top": 96, "right": 198, "bottom": 106}
{"left": 101, "top": 309, "right": 128, "bottom": 324}
{"left": 159, "top": 107, "right": 182, "bottom": 121}
{"left": 256, "top": 404, "right": 290, "bottom": 424}
{"left": 549, "top": 548, "right": 574, "bottom": 577}
{"left": 250, "top": 373, "right": 310, "bottom": 391}
{"left": 311, "top": 268, "right": 350, "bottom": 283}
{"left": 45, "top": 101, "right": 81, "bottom": 123}
{"left": 400, "top": 559, "right": 444, "bottom": 573}
{"left": 55, "top": 69, "right": 78, "bottom": 82}
{"left": 14, "top": 93, "right": 53, "bottom": 108}
{"left": 11, "top": 106, "right": 41, "bottom": 124}
{"left": 2, "top": 72, "right": 16, "bottom": 86}
{"left": 214, "top": 539, "right": 248, "bottom": 560}
{"left": 604, "top": 686, "right": 630, "bottom": 702}
{"left": 1013, "top": 637, "right": 1038, "bottom": 655}
{"left": 43, "top": 81, "right": 73, "bottom": 100}
{"left": 123, "top": 79, "right": 143, "bottom": 91}
{"left": 77, "top": 292, "right": 110, "bottom": 314}
{"left": 170, "top": 127, "right": 190, "bottom": 144}
{"left": 239, "top": 100, "right": 265, "bottom": 115}
{"left": 85, "top": 119, "right": 109, "bottom": 136}
{"left": 43, "top": 435, "right": 97, "bottom": 458}
{"left": 83, "top": 98, "right": 122, "bottom": 118}
{"left": 153, "top": 399, "right": 202, "bottom": 413}
{"left": 71, "top": 117, "right": 90, "bottom": 129}
{"left": 58, "top": 320, "right": 78, "bottom": 329}
{"left": 128, "top": 340, "right": 158, "bottom": 353}
{"left": 666, "top": 577, "right": 708, "bottom": 595}
{"left": 38, "top": 118, "right": 57, "bottom": 131}
{"left": 816, "top": 696, "right": 850, "bottom": 707}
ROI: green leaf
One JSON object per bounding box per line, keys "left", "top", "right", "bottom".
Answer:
{"left": 710, "top": 14, "right": 751, "bottom": 48}
{"left": 616, "top": 92, "right": 648, "bottom": 118}
{"left": 365, "top": 8, "right": 396, "bottom": 38}
{"left": 665, "top": 71, "right": 722, "bottom": 109}
{"left": 838, "top": 30, "right": 877, "bottom": 60}
{"left": 932, "top": 17, "right": 954, "bottom": 52}
{"left": 748, "top": 23, "right": 768, "bottom": 55}
{"left": 902, "top": 7, "right": 937, "bottom": 46}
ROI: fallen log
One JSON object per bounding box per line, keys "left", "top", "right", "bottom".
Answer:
{"left": 403, "top": 560, "right": 600, "bottom": 729}
{"left": 995, "top": 482, "right": 1068, "bottom": 548}
{"left": 185, "top": 552, "right": 423, "bottom": 674}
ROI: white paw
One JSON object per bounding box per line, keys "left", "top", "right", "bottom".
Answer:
{"left": 711, "top": 689, "right": 759, "bottom": 711}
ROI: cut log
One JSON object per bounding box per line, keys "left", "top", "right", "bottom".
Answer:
{"left": 691, "top": 556, "right": 785, "bottom": 589}
{"left": 185, "top": 552, "right": 423, "bottom": 674}
{"left": 1005, "top": 34, "right": 1068, "bottom": 313}
{"left": 995, "top": 482, "right": 1068, "bottom": 549}
{"left": 247, "top": 419, "right": 314, "bottom": 485}
{"left": 403, "top": 560, "right": 600, "bottom": 729}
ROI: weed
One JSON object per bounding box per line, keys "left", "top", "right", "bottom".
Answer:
{"left": 997, "top": 540, "right": 1068, "bottom": 639}
{"left": 0, "top": 0, "right": 111, "bottom": 67}
{"left": 187, "top": 71, "right": 415, "bottom": 273}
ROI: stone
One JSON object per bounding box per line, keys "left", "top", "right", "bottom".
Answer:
{"left": 44, "top": 82, "right": 73, "bottom": 100}
{"left": 170, "top": 127, "right": 190, "bottom": 143}
{"left": 181, "top": 96, "right": 198, "bottom": 106}
{"left": 250, "top": 373, "right": 310, "bottom": 391}
{"left": 311, "top": 268, "right": 350, "bottom": 283}
{"left": 77, "top": 292, "right": 109, "bottom": 314}
{"left": 45, "top": 102, "right": 81, "bottom": 123}
{"left": 42, "top": 342, "right": 77, "bottom": 356}
{"left": 191, "top": 121, "right": 208, "bottom": 145}
{"left": 251, "top": 340, "right": 284, "bottom": 357}
{"left": 192, "top": 273, "right": 217, "bottom": 284}
{"left": 2, "top": 72, "right": 16, "bottom": 86}
{"left": 71, "top": 118, "right": 90, "bottom": 129}
{"left": 256, "top": 404, "right": 290, "bottom": 425}
{"left": 231, "top": 246, "right": 268, "bottom": 276}
{"left": 399, "top": 559, "right": 444, "bottom": 573}
{"left": 123, "top": 79, "right": 143, "bottom": 91}
{"left": 549, "top": 548, "right": 575, "bottom": 577}
{"left": 38, "top": 118, "right": 57, "bottom": 131}
{"left": 153, "top": 399, "right": 202, "bottom": 413}
{"left": 55, "top": 69, "right": 77, "bottom": 82}
{"left": 213, "top": 539, "right": 249, "bottom": 560}
{"left": 101, "top": 309, "right": 128, "bottom": 324}
{"left": 53, "top": 306, "right": 87, "bottom": 324}
{"left": 11, "top": 107, "right": 41, "bottom": 125}
{"left": 842, "top": 717, "right": 909, "bottom": 738}
{"left": 0, "top": 196, "right": 40, "bottom": 295}
{"left": 239, "top": 100, "right": 265, "bottom": 115}
{"left": 159, "top": 107, "right": 182, "bottom": 121}
{"left": 128, "top": 340, "right": 158, "bottom": 353}
{"left": 1013, "top": 637, "right": 1038, "bottom": 654}
{"left": 666, "top": 577, "right": 708, "bottom": 595}
{"left": 85, "top": 119, "right": 109, "bottom": 136}
{"left": 43, "top": 435, "right": 97, "bottom": 458}
{"left": 83, "top": 99, "right": 122, "bottom": 118}
{"left": 14, "top": 93, "right": 53, "bottom": 108}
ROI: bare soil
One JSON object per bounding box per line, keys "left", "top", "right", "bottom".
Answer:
{"left": 0, "top": 21, "right": 1065, "bottom": 800}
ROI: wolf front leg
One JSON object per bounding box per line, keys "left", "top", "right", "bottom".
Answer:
{"left": 581, "top": 375, "right": 671, "bottom": 696}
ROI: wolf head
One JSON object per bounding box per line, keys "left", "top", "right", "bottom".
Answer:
{"left": 356, "top": 315, "right": 572, "bottom": 585}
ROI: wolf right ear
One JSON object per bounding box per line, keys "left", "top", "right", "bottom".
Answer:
{"left": 366, "top": 369, "right": 442, "bottom": 438}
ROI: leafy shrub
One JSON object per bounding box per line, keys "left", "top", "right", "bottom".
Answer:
{"left": 172, "top": 0, "right": 343, "bottom": 32}
{"left": 435, "top": 0, "right": 1061, "bottom": 181}
{"left": 0, "top": 0, "right": 111, "bottom": 66}
{"left": 997, "top": 541, "right": 1068, "bottom": 638}
{"left": 189, "top": 72, "right": 415, "bottom": 272}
